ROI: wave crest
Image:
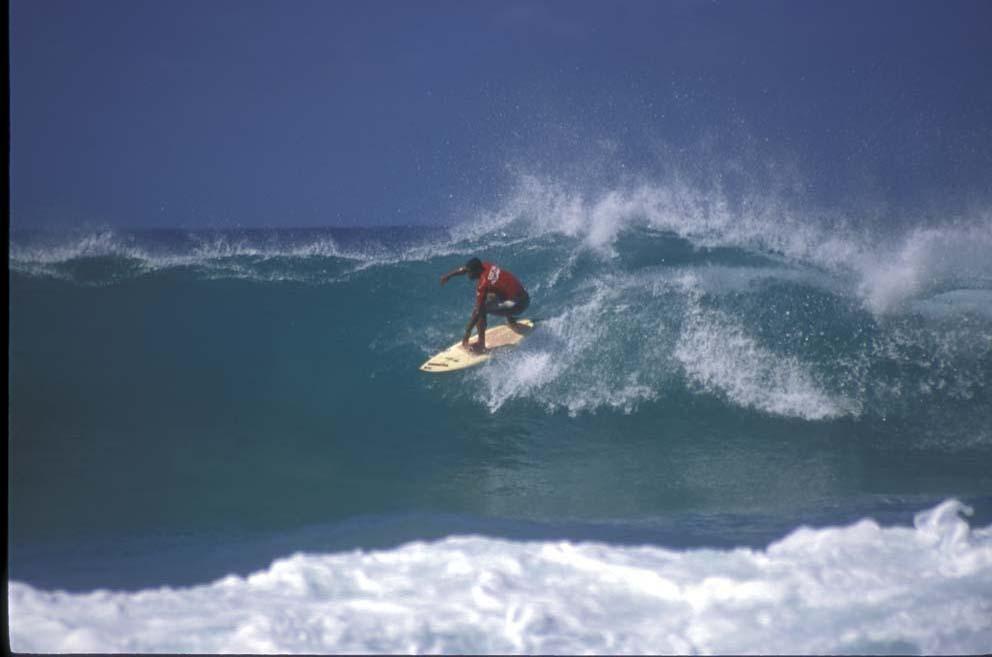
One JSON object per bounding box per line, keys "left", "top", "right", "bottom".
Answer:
{"left": 462, "top": 171, "right": 992, "bottom": 316}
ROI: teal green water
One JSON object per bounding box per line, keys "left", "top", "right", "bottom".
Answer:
{"left": 9, "top": 222, "right": 992, "bottom": 590}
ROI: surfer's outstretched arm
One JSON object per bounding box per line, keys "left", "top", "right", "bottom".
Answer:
{"left": 440, "top": 266, "right": 468, "bottom": 286}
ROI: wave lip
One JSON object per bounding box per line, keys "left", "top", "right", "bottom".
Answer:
{"left": 8, "top": 228, "right": 385, "bottom": 284}
{"left": 9, "top": 499, "right": 991, "bottom": 654}
{"left": 855, "top": 224, "right": 992, "bottom": 315}
{"left": 471, "top": 172, "right": 992, "bottom": 317}
{"left": 8, "top": 226, "right": 489, "bottom": 284}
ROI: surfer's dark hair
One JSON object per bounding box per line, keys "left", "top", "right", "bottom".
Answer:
{"left": 465, "top": 258, "right": 483, "bottom": 274}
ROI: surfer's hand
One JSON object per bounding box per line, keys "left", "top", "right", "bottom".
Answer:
{"left": 440, "top": 275, "right": 448, "bottom": 286}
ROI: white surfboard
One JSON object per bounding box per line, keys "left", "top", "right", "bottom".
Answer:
{"left": 419, "top": 319, "right": 534, "bottom": 373}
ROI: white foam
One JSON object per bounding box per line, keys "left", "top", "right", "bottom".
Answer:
{"left": 855, "top": 223, "right": 992, "bottom": 314}
{"left": 673, "top": 274, "right": 856, "bottom": 420}
{"left": 9, "top": 229, "right": 405, "bottom": 284}
{"left": 465, "top": 171, "right": 992, "bottom": 316}
{"left": 8, "top": 229, "right": 145, "bottom": 264}
{"left": 186, "top": 234, "right": 351, "bottom": 261}
{"left": 470, "top": 266, "right": 864, "bottom": 419}
{"left": 10, "top": 500, "right": 991, "bottom": 654}
{"left": 463, "top": 172, "right": 832, "bottom": 259}
{"left": 9, "top": 226, "right": 543, "bottom": 286}
{"left": 472, "top": 277, "right": 664, "bottom": 415}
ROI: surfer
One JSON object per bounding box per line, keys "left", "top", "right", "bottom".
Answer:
{"left": 440, "top": 257, "right": 530, "bottom": 353}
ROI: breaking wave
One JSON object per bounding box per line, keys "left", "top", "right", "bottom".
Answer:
{"left": 10, "top": 500, "right": 991, "bottom": 654}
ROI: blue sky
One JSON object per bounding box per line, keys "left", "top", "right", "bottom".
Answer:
{"left": 10, "top": 0, "right": 992, "bottom": 228}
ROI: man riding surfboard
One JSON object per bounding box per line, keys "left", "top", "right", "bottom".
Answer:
{"left": 440, "top": 257, "right": 530, "bottom": 353}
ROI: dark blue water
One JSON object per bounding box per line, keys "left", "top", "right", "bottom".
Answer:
{"left": 9, "top": 201, "right": 992, "bottom": 592}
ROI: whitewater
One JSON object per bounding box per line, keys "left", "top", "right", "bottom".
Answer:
{"left": 9, "top": 170, "right": 992, "bottom": 653}
{"left": 10, "top": 500, "right": 992, "bottom": 654}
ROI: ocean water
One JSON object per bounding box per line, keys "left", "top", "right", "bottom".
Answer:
{"left": 8, "top": 174, "right": 992, "bottom": 653}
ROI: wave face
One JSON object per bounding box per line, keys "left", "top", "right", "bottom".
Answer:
{"left": 9, "top": 172, "right": 992, "bottom": 652}
{"left": 9, "top": 500, "right": 992, "bottom": 654}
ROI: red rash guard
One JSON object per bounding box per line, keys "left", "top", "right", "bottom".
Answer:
{"left": 475, "top": 262, "right": 525, "bottom": 307}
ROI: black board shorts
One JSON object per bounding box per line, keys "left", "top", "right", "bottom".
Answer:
{"left": 484, "top": 290, "right": 530, "bottom": 317}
